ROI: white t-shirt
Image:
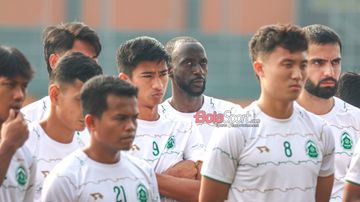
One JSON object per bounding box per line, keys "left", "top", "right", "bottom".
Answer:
{"left": 21, "top": 96, "right": 50, "bottom": 123}
{"left": 20, "top": 96, "right": 91, "bottom": 144}
{"left": 345, "top": 140, "right": 360, "bottom": 185}
{"left": 159, "top": 95, "right": 242, "bottom": 145}
{"left": 0, "top": 145, "right": 36, "bottom": 202}
{"left": 296, "top": 97, "right": 360, "bottom": 201}
{"left": 201, "top": 102, "right": 335, "bottom": 202}
{"left": 129, "top": 115, "right": 205, "bottom": 202}
{"left": 41, "top": 149, "right": 160, "bottom": 202}
{"left": 25, "top": 122, "right": 85, "bottom": 201}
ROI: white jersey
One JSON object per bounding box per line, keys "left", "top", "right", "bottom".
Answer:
{"left": 128, "top": 115, "right": 205, "bottom": 202}
{"left": 0, "top": 145, "right": 36, "bottom": 202}
{"left": 296, "top": 97, "right": 360, "bottom": 201}
{"left": 201, "top": 102, "right": 335, "bottom": 202}
{"left": 345, "top": 140, "right": 360, "bottom": 185}
{"left": 21, "top": 96, "right": 50, "bottom": 123}
{"left": 41, "top": 149, "right": 160, "bottom": 202}
{"left": 25, "top": 122, "right": 85, "bottom": 201}
{"left": 20, "top": 96, "right": 91, "bottom": 144}
{"left": 159, "top": 95, "right": 242, "bottom": 145}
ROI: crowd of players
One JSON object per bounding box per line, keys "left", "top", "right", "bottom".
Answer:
{"left": 0, "top": 22, "right": 360, "bottom": 202}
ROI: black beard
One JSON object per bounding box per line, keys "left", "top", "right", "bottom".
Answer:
{"left": 174, "top": 75, "right": 206, "bottom": 97}
{"left": 305, "top": 77, "right": 338, "bottom": 99}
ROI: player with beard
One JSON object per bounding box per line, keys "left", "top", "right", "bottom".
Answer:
{"left": 117, "top": 36, "right": 205, "bottom": 202}
{"left": 296, "top": 24, "right": 360, "bottom": 202}
{"left": 160, "top": 36, "right": 242, "bottom": 146}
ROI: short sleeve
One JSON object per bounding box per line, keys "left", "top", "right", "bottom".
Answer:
{"left": 201, "top": 127, "right": 244, "bottom": 184}
{"left": 319, "top": 124, "right": 335, "bottom": 177}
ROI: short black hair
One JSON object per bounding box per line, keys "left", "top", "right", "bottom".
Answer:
{"left": 303, "top": 24, "right": 342, "bottom": 52}
{"left": 0, "top": 45, "right": 34, "bottom": 80}
{"left": 50, "top": 52, "right": 103, "bottom": 86}
{"left": 116, "top": 36, "right": 170, "bottom": 76}
{"left": 42, "top": 21, "right": 102, "bottom": 76}
{"left": 336, "top": 72, "right": 360, "bottom": 108}
{"left": 165, "top": 36, "right": 200, "bottom": 68}
{"left": 249, "top": 24, "right": 308, "bottom": 62}
{"left": 81, "top": 75, "right": 138, "bottom": 118}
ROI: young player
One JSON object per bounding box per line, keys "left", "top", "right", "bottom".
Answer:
{"left": 296, "top": 24, "right": 360, "bottom": 201}
{"left": 160, "top": 36, "right": 242, "bottom": 145}
{"left": 24, "top": 52, "right": 102, "bottom": 201}
{"left": 200, "top": 24, "right": 335, "bottom": 202}
{"left": 117, "top": 36, "right": 205, "bottom": 202}
{"left": 41, "top": 75, "right": 160, "bottom": 201}
{"left": 0, "top": 45, "right": 35, "bottom": 201}
{"left": 21, "top": 21, "right": 101, "bottom": 123}
{"left": 336, "top": 72, "right": 360, "bottom": 108}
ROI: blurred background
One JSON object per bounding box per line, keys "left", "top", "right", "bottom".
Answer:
{"left": 0, "top": 0, "right": 359, "bottom": 106}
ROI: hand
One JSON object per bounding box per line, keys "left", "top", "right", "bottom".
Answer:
{"left": 0, "top": 109, "right": 29, "bottom": 154}
{"left": 163, "top": 160, "right": 198, "bottom": 179}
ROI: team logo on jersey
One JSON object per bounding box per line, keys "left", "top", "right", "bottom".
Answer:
{"left": 90, "top": 192, "right": 103, "bottom": 200}
{"left": 136, "top": 183, "right": 148, "bottom": 202}
{"left": 166, "top": 136, "right": 175, "bottom": 149}
{"left": 256, "top": 146, "right": 270, "bottom": 153}
{"left": 305, "top": 140, "right": 319, "bottom": 158}
{"left": 341, "top": 132, "right": 352, "bottom": 150}
{"left": 41, "top": 170, "right": 50, "bottom": 177}
{"left": 16, "top": 166, "right": 27, "bottom": 186}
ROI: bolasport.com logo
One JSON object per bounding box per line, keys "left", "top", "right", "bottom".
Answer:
{"left": 193, "top": 110, "right": 260, "bottom": 127}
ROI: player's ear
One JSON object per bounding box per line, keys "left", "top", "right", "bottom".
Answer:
{"left": 85, "top": 114, "right": 95, "bottom": 131}
{"left": 119, "top": 72, "right": 130, "bottom": 81}
{"left": 167, "top": 62, "right": 174, "bottom": 78}
{"left": 253, "top": 60, "right": 264, "bottom": 78}
{"left": 49, "top": 84, "right": 60, "bottom": 104}
{"left": 49, "top": 53, "right": 59, "bottom": 71}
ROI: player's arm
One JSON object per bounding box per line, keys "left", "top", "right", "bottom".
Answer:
{"left": 315, "top": 174, "right": 334, "bottom": 202}
{"left": 199, "top": 176, "right": 230, "bottom": 202}
{"left": 0, "top": 110, "right": 29, "bottom": 185}
{"left": 163, "top": 160, "right": 201, "bottom": 180}
{"left": 0, "top": 142, "right": 17, "bottom": 185}
{"left": 343, "top": 181, "right": 360, "bottom": 202}
{"left": 156, "top": 173, "right": 200, "bottom": 202}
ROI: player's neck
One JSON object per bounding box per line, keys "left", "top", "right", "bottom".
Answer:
{"left": 41, "top": 113, "right": 75, "bottom": 144}
{"left": 297, "top": 90, "right": 334, "bottom": 115}
{"left": 83, "top": 145, "right": 120, "bottom": 164}
{"left": 138, "top": 104, "right": 160, "bottom": 121}
{"left": 257, "top": 94, "right": 294, "bottom": 119}
{"left": 171, "top": 87, "right": 204, "bottom": 112}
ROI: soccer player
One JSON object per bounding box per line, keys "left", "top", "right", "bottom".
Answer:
{"left": 0, "top": 45, "right": 35, "bottom": 201}
{"left": 21, "top": 21, "right": 101, "bottom": 123}
{"left": 200, "top": 24, "right": 335, "bottom": 202}
{"left": 296, "top": 24, "right": 360, "bottom": 201}
{"left": 117, "top": 36, "right": 205, "bottom": 202}
{"left": 336, "top": 72, "right": 360, "bottom": 108}
{"left": 160, "top": 36, "right": 242, "bottom": 145}
{"left": 24, "top": 52, "right": 102, "bottom": 201}
{"left": 343, "top": 140, "right": 360, "bottom": 201}
{"left": 41, "top": 75, "right": 160, "bottom": 201}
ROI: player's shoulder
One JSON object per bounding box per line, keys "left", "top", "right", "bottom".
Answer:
{"left": 21, "top": 96, "right": 50, "bottom": 122}
{"left": 334, "top": 97, "right": 360, "bottom": 115}
{"left": 21, "top": 96, "right": 49, "bottom": 112}
{"left": 50, "top": 149, "right": 85, "bottom": 175}
{"left": 203, "top": 95, "right": 242, "bottom": 111}
{"left": 122, "top": 152, "right": 153, "bottom": 172}
{"left": 293, "top": 103, "right": 327, "bottom": 125}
